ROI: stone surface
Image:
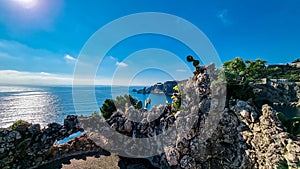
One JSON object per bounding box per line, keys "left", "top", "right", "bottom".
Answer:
{"left": 0, "top": 115, "right": 95, "bottom": 169}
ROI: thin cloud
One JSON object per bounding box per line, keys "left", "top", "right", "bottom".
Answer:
{"left": 40, "top": 72, "right": 51, "bottom": 76}
{"left": 0, "top": 70, "right": 112, "bottom": 85}
{"left": 0, "top": 70, "right": 72, "bottom": 85}
{"left": 176, "top": 69, "right": 188, "bottom": 72}
{"left": 64, "top": 54, "right": 76, "bottom": 62}
{"left": 116, "top": 61, "right": 128, "bottom": 67}
{"left": 110, "top": 56, "right": 128, "bottom": 67}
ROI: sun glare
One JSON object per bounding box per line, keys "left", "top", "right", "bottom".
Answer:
{"left": 14, "top": 0, "right": 38, "bottom": 9}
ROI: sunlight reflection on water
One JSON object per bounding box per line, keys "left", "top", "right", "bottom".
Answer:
{"left": 0, "top": 86, "right": 60, "bottom": 128}
{"left": 0, "top": 85, "right": 171, "bottom": 128}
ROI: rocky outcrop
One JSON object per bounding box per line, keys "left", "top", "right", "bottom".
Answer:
{"left": 0, "top": 115, "right": 102, "bottom": 169}
{"left": 252, "top": 80, "right": 300, "bottom": 107}
{"left": 235, "top": 103, "right": 300, "bottom": 168}
{"left": 80, "top": 67, "right": 300, "bottom": 169}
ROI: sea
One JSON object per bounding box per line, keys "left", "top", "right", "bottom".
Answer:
{"left": 0, "top": 85, "right": 299, "bottom": 129}
{"left": 0, "top": 85, "right": 172, "bottom": 128}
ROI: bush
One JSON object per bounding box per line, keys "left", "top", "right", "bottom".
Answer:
{"left": 10, "top": 120, "right": 31, "bottom": 130}
{"left": 100, "top": 99, "right": 117, "bottom": 119}
{"left": 100, "top": 94, "right": 142, "bottom": 119}
{"left": 115, "top": 94, "right": 138, "bottom": 112}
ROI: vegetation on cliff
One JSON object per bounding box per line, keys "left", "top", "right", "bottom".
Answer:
{"left": 100, "top": 94, "right": 142, "bottom": 119}
{"left": 223, "top": 57, "right": 300, "bottom": 102}
{"left": 223, "top": 57, "right": 300, "bottom": 84}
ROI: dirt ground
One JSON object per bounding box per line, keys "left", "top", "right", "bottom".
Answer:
{"left": 61, "top": 154, "right": 121, "bottom": 169}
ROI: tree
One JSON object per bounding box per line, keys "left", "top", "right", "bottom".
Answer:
{"left": 223, "top": 57, "right": 246, "bottom": 84}
{"left": 223, "top": 57, "right": 266, "bottom": 101}
{"left": 100, "top": 99, "right": 117, "bottom": 119}
{"left": 100, "top": 94, "right": 142, "bottom": 119}
{"left": 245, "top": 58, "right": 267, "bottom": 80}
{"left": 223, "top": 57, "right": 267, "bottom": 84}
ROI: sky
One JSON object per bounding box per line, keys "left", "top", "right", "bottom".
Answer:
{"left": 0, "top": 0, "right": 300, "bottom": 85}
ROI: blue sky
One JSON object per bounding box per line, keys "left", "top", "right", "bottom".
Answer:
{"left": 0, "top": 0, "right": 300, "bottom": 85}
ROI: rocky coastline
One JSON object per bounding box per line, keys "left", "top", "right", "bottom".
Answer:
{"left": 1, "top": 65, "right": 300, "bottom": 169}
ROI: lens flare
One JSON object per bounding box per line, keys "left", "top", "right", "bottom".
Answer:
{"left": 14, "top": 0, "right": 38, "bottom": 9}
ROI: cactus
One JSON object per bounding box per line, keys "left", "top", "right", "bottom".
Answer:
{"left": 145, "top": 98, "right": 151, "bottom": 109}
{"left": 187, "top": 55, "right": 194, "bottom": 62}
{"left": 193, "top": 60, "right": 200, "bottom": 67}
{"left": 135, "top": 101, "right": 143, "bottom": 110}
{"left": 186, "top": 55, "right": 200, "bottom": 67}
{"left": 171, "top": 85, "right": 182, "bottom": 111}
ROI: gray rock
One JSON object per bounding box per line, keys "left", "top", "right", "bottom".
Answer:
{"left": 165, "top": 147, "right": 180, "bottom": 166}
{"left": 123, "top": 120, "right": 133, "bottom": 133}
{"left": 29, "top": 124, "right": 41, "bottom": 135}
{"left": 180, "top": 155, "right": 196, "bottom": 169}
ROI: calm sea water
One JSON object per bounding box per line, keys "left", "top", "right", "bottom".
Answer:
{"left": 0, "top": 85, "right": 172, "bottom": 128}
{"left": 1, "top": 85, "right": 299, "bottom": 128}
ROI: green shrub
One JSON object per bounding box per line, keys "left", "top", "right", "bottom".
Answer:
{"left": 115, "top": 94, "right": 138, "bottom": 112}
{"left": 10, "top": 120, "right": 30, "bottom": 130}
{"left": 100, "top": 99, "right": 117, "bottom": 119}
{"left": 135, "top": 101, "right": 143, "bottom": 110}
{"left": 100, "top": 95, "right": 142, "bottom": 119}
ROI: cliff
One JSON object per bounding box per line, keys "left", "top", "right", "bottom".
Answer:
{"left": 132, "top": 80, "right": 185, "bottom": 95}
{"left": 79, "top": 68, "right": 300, "bottom": 168}
{"left": 252, "top": 79, "right": 300, "bottom": 107}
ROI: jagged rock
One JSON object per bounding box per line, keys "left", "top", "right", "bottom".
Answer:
{"left": 199, "top": 97, "right": 210, "bottom": 114}
{"left": 64, "top": 115, "right": 82, "bottom": 132}
{"left": 165, "top": 147, "right": 180, "bottom": 166}
{"left": 15, "top": 122, "right": 31, "bottom": 133}
{"left": 5, "top": 130, "right": 22, "bottom": 142}
{"left": 28, "top": 124, "right": 41, "bottom": 136}
{"left": 240, "top": 110, "right": 249, "bottom": 119}
{"left": 123, "top": 120, "right": 133, "bottom": 133}
{"left": 180, "top": 155, "right": 196, "bottom": 169}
